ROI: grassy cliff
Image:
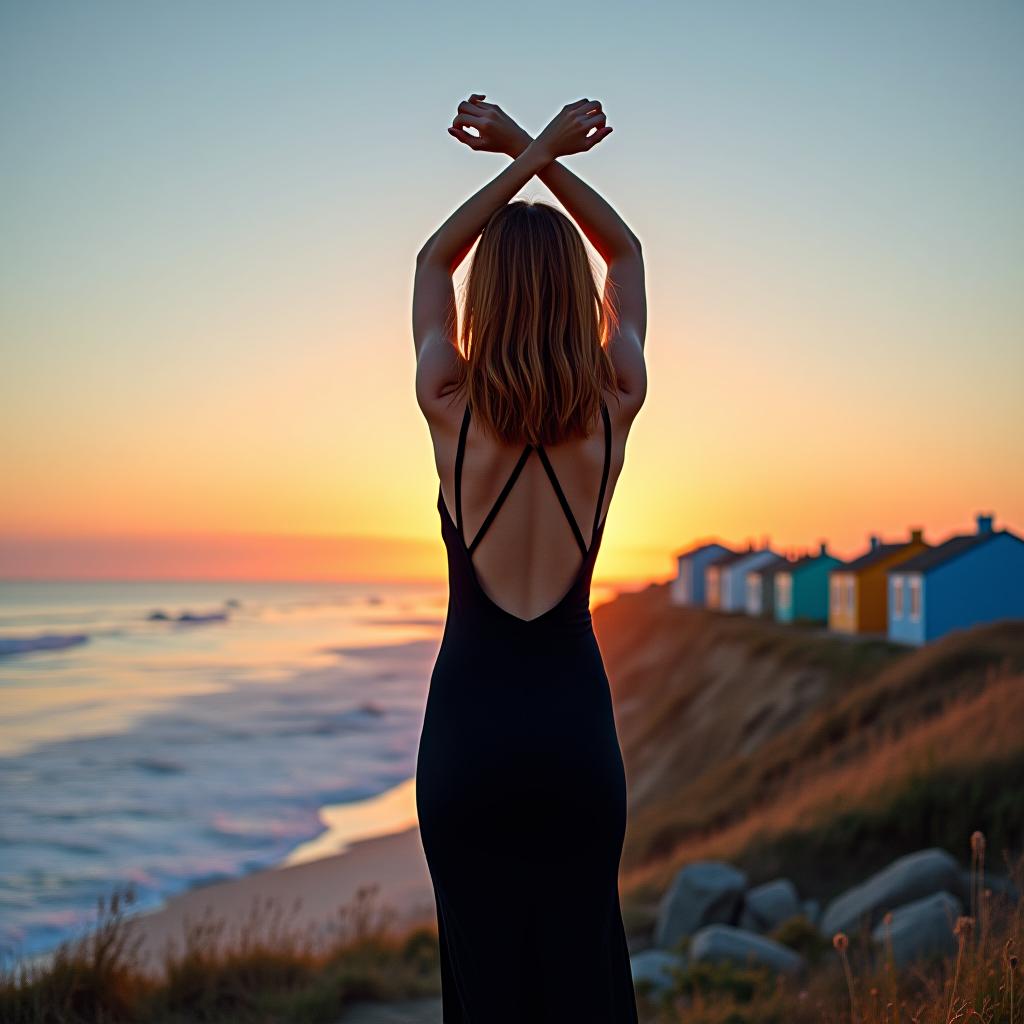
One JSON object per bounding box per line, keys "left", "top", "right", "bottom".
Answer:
{"left": 592, "top": 584, "right": 1024, "bottom": 927}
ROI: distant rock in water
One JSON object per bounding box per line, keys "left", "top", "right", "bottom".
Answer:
{"left": 148, "top": 608, "right": 230, "bottom": 625}
{"left": 0, "top": 632, "right": 89, "bottom": 657}
{"left": 358, "top": 701, "right": 386, "bottom": 716}
{"left": 175, "top": 611, "right": 229, "bottom": 624}
{"left": 223, "top": 598, "right": 241, "bottom": 608}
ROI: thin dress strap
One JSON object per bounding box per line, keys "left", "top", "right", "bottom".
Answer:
{"left": 458, "top": 398, "right": 611, "bottom": 559}
{"left": 467, "top": 445, "right": 534, "bottom": 556}
{"left": 453, "top": 403, "right": 472, "bottom": 541}
{"left": 535, "top": 447, "right": 589, "bottom": 557}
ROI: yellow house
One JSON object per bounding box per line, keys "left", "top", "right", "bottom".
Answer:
{"left": 829, "top": 529, "right": 928, "bottom": 635}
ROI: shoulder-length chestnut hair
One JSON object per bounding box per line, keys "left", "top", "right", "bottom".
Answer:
{"left": 450, "top": 200, "right": 618, "bottom": 447}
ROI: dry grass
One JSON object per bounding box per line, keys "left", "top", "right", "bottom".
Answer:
{"left": 623, "top": 669, "right": 1024, "bottom": 902}
{"left": 0, "top": 883, "right": 440, "bottom": 1024}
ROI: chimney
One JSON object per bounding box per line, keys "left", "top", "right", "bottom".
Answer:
{"left": 909, "top": 528, "right": 923, "bottom": 543}
{"left": 868, "top": 534, "right": 880, "bottom": 551}
{"left": 818, "top": 540, "right": 828, "bottom": 557}
{"left": 976, "top": 512, "right": 994, "bottom": 534}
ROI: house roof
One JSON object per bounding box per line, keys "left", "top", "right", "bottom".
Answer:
{"left": 832, "top": 542, "right": 914, "bottom": 575}
{"left": 892, "top": 529, "right": 1020, "bottom": 575}
{"left": 781, "top": 551, "right": 844, "bottom": 575}
{"left": 705, "top": 547, "right": 756, "bottom": 571}
{"left": 746, "top": 554, "right": 791, "bottom": 579}
{"left": 675, "top": 540, "right": 734, "bottom": 561}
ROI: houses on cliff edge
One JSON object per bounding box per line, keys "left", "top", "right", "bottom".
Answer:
{"left": 670, "top": 512, "right": 1024, "bottom": 647}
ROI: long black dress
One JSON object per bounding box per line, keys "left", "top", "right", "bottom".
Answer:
{"left": 415, "top": 399, "right": 638, "bottom": 1022}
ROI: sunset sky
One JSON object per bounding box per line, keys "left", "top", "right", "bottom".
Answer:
{"left": 2, "top": 1, "right": 1022, "bottom": 584}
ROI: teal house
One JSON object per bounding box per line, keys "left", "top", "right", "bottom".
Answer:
{"left": 775, "top": 542, "right": 844, "bottom": 624}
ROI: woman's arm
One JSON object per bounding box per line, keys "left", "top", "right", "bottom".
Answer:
{"left": 449, "top": 96, "right": 635, "bottom": 264}
{"left": 414, "top": 100, "right": 615, "bottom": 415}
{"left": 415, "top": 141, "right": 552, "bottom": 280}
{"left": 449, "top": 96, "right": 647, "bottom": 406}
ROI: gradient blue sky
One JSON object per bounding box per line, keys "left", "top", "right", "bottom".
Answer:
{"left": 2, "top": 1, "right": 1022, "bottom": 581}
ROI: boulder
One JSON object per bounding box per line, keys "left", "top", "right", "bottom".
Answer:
{"left": 871, "top": 891, "right": 962, "bottom": 966}
{"left": 802, "top": 899, "right": 821, "bottom": 928}
{"left": 740, "top": 878, "right": 801, "bottom": 932}
{"left": 690, "top": 924, "right": 805, "bottom": 975}
{"left": 821, "top": 849, "right": 963, "bottom": 938}
{"left": 654, "top": 861, "right": 748, "bottom": 949}
{"left": 630, "top": 949, "right": 685, "bottom": 994}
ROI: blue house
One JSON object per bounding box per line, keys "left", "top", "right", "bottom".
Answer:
{"left": 671, "top": 541, "right": 734, "bottom": 607}
{"left": 775, "top": 542, "right": 844, "bottom": 624}
{"left": 887, "top": 513, "right": 1024, "bottom": 646}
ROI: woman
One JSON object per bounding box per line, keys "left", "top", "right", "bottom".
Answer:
{"left": 412, "top": 94, "right": 647, "bottom": 1021}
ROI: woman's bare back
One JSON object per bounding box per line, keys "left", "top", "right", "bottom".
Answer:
{"left": 430, "top": 391, "right": 636, "bottom": 621}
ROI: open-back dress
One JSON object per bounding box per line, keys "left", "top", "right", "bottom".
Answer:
{"left": 415, "top": 397, "right": 638, "bottom": 1021}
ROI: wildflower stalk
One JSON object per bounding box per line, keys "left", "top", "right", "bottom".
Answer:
{"left": 947, "top": 916, "right": 973, "bottom": 1024}
{"left": 834, "top": 932, "right": 858, "bottom": 1023}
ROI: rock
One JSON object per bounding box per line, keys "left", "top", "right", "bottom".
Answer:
{"left": 690, "top": 924, "right": 805, "bottom": 975}
{"left": 821, "top": 849, "right": 963, "bottom": 938}
{"left": 871, "top": 891, "right": 962, "bottom": 966}
{"left": 654, "top": 861, "right": 748, "bottom": 949}
{"left": 338, "top": 999, "right": 442, "bottom": 1023}
{"left": 630, "top": 949, "right": 685, "bottom": 994}
{"left": 802, "top": 899, "right": 821, "bottom": 927}
{"left": 740, "top": 879, "right": 801, "bottom": 932}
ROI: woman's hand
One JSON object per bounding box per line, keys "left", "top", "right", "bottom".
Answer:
{"left": 449, "top": 94, "right": 532, "bottom": 157}
{"left": 533, "top": 99, "right": 612, "bottom": 160}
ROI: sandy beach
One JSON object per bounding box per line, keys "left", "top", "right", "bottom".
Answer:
{"left": 123, "top": 822, "right": 436, "bottom": 977}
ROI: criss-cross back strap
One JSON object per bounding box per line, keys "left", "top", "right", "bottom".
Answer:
{"left": 455, "top": 402, "right": 533, "bottom": 555}
{"left": 467, "top": 445, "right": 533, "bottom": 556}
{"left": 534, "top": 447, "right": 588, "bottom": 557}
{"left": 454, "top": 398, "right": 612, "bottom": 558}
{"left": 535, "top": 399, "right": 613, "bottom": 557}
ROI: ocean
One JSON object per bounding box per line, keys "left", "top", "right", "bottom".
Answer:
{"left": 0, "top": 579, "right": 449, "bottom": 965}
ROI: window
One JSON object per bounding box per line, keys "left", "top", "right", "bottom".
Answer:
{"left": 893, "top": 577, "right": 904, "bottom": 618}
{"left": 846, "top": 578, "right": 856, "bottom": 613}
{"left": 831, "top": 577, "right": 841, "bottom": 613}
{"left": 909, "top": 577, "right": 921, "bottom": 621}
{"left": 777, "top": 574, "right": 791, "bottom": 609}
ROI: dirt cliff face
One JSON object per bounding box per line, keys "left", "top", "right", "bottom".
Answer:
{"left": 593, "top": 584, "right": 900, "bottom": 812}
{"left": 592, "top": 583, "right": 1024, "bottom": 906}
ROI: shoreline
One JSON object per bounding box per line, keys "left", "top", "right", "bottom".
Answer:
{"left": 114, "top": 776, "right": 430, "bottom": 976}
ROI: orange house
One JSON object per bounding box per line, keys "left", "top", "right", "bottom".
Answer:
{"left": 829, "top": 529, "right": 928, "bottom": 635}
